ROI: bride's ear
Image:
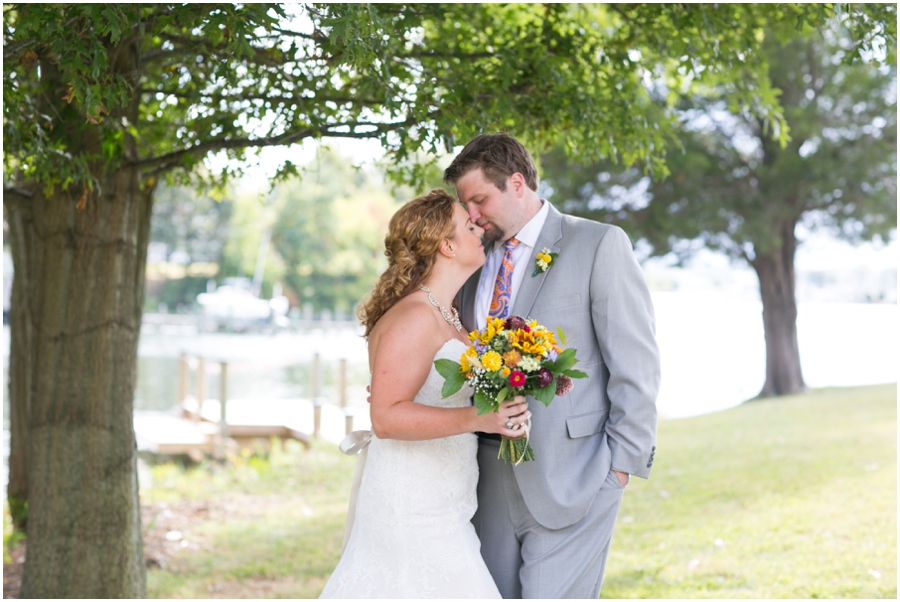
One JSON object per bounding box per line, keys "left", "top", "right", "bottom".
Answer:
{"left": 438, "top": 238, "right": 456, "bottom": 259}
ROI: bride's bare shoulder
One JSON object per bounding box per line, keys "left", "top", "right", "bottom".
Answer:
{"left": 369, "top": 295, "right": 442, "bottom": 353}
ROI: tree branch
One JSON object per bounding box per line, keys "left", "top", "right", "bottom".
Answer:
{"left": 134, "top": 114, "right": 430, "bottom": 177}
{"left": 138, "top": 87, "right": 388, "bottom": 108}
{"left": 3, "top": 185, "right": 35, "bottom": 205}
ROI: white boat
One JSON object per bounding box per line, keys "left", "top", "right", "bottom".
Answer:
{"left": 197, "top": 277, "right": 289, "bottom": 328}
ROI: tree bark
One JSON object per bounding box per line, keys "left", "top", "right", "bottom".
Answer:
{"left": 12, "top": 169, "right": 153, "bottom": 598}
{"left": 751, "top": 220, "right": 807, "bottom": 397}
{"left": 11, "top": 28, "right": 151, "bottom": 598}
{"left": 5, "top": 197, "right": 34, "bottom": 532}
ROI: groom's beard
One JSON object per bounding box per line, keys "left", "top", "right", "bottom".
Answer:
{"left": 479, "top": 222, "right": 504, "bottom": 243}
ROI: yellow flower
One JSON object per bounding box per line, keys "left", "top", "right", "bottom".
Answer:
{"left": 481, "top": 350, "right": 503, "bottom": 372}
{"left": 520, "top": 342, "right": 546, "bottom": 356}
{"left": 479, "top": 317, "right": 506, "bottom": 344}
{"left": 465, "top": 346, "right": 478, "bottom": 358}
{"left": 459, "top": 353, "right": 471, "bottom": 373}
{"left": 502, "top": 367, "right": 511, "bottom": 377}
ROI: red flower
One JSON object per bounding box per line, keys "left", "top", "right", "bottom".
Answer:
{"left": 509, "top": 371, "right": 526, "bottom": 387}
{"left": 504, "top": 316, "right": 527, "bottom": 331}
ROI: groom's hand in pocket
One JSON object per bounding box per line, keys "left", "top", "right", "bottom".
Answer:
{"left": 612, "top": 469, "right": 630, "bottom": 487}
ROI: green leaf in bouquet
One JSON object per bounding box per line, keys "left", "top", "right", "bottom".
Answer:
{"left": 496, "top": 385, "right": 512, "bottom": 403}
{"left": 434, "top": 358, "right": 463, "bottom": 379}
{"left": 556, "top": 327, "right": 568, "bottom": 346}
{"left": 533, "top": 383, "right": 556, "bottom": 406}
{"left": 434, "top": 359, "right": 467, "bottom": 398}
{"left": 441, "top": 372, "right": 466, "bottom": 398}
{"left": 554, "top": 348, "right": 578, "bottom": 372}
{"left": 474, "top": 389, "right": 496, "bottom": 415}
{"left": 565, "top": 369, "right": 588, "bottom": 379}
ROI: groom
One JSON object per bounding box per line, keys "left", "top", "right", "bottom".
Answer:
{"left": 445, "top": 133, "right": 661, "bottom": 599}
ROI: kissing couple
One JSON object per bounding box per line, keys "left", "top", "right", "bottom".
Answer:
{"left": 320, "top": 133, "right": 660, "bottom": 599}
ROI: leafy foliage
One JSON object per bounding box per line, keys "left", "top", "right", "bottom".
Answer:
{"left": 7, "top": 3, "right": 894, "bottom": 197}
{"left": 543, "top": 17, "right": 897, "bottom": 263}
{"left": 267, "top": 148, "right": 400, "bottom": 312}
{"left": 150, "top": 183, "right": 234, "bottom": 263}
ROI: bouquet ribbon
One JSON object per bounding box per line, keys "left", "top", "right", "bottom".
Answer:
{"left": 338, "top": 430, "right": 372, "bottom": 552}
{"left": 339, "top": 430, "right": 372, "bottom": 455}
{"left": 510, "top": 416, "right": 532, "bottom": 466}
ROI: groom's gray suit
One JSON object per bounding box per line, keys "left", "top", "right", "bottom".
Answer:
{"left": 459, "top": 201, "right": 660, "bottom": 598}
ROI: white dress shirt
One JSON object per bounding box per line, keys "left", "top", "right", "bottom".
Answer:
{"left": 474, "top": 199, "right": 550, "bottom": 328}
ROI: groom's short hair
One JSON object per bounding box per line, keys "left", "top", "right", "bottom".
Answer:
{"left": 444, "top": 133, "right": 539, "bottom": 192}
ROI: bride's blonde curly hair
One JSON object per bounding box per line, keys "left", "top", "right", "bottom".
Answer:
{"left": 357, "top": 189, "right": 459, "bottom": 337}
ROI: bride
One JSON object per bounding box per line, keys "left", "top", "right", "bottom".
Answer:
{"left": 319, "top": 189, "right": 530, "bottom": 599}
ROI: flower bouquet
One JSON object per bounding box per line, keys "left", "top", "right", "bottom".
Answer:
{"left": 434, "top": 316, "right": 587, "bottom": 464}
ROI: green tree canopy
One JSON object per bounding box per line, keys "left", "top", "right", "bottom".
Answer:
{"left": 542, "top": 17, "right": 896, "bottom": 397}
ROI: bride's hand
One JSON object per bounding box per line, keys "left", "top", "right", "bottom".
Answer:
{"left": 479, "top": 395, "right": 531, "bottom": 439}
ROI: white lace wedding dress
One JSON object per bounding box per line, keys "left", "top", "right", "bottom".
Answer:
{"left": 319, "top": 339, "right": 501, "bottom": 599}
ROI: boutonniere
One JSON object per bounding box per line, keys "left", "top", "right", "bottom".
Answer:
{"left": 532, "top": 247, "right": 558, "bottom": 276}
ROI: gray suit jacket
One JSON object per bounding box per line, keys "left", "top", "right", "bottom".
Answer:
{"left": 459, "top": 202, "right": 660, "bottom": 529}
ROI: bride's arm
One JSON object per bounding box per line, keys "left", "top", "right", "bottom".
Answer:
{"left": 369, "top": 307, "right": 528, "bottom": 441}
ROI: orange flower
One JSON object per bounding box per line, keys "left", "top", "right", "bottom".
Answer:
{"left": 502, "top": 350, "right": 522, "bottom": 367}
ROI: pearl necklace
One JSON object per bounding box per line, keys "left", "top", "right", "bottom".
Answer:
{"left": 419, "top": 285, "right": 463, "bottom": 332}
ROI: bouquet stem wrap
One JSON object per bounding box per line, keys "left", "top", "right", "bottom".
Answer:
{"left": 500, "top": 417, "right": 533, "bottom": 465}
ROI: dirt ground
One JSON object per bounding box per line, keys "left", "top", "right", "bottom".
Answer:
{"left": 3, "top": 497, "right": 228, "bottom": 599}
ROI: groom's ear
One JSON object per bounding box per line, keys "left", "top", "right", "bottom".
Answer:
{"left": 509, "top": 172, "right": 526, "bottom": 198}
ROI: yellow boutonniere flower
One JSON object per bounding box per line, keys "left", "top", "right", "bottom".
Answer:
{"left": 532, "top": 247, "right": 559, "bottom": 276}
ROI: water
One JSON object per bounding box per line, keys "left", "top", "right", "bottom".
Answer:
{"left": 134, "top": 326, "right": 373, "bottom": 412}
{"left": 3, "top": 294, "right": 898, "bottom": 485}
{"left": 651, "top": 292, "right": 898, "bottom": 418}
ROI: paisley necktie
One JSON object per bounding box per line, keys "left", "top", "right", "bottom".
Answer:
{"left": 488, "top": 237, "right": 520, "bottom": 319}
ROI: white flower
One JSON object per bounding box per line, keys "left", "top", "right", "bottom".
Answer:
{"left": 518, "top": 356, "right": 541, "bottom": 372}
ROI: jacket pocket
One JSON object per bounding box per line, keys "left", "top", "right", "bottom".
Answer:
{"left": 532, "top": 293, "right": 582, "bottom": 315}
{"left": 565, "top": 409, "right": 609, "bottom": 439}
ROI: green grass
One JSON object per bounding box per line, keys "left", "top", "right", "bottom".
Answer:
{"left": 143, "top": 441, "right": 357, "bottom": 598}
{"left": 142, "top": 384, "right": 896, "bottom": 598}
{"left": 602, "top": 383, "right": 897, "bottom": 598}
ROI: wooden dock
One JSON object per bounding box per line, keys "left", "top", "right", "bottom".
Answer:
{"left": 134, "top": 352, "right": 369, "bottom": 461}
{"left": 134, "top": 397, "right": 370, "bottom": 460}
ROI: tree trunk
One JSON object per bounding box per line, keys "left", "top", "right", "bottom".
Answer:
{"left": 6, "top": 198, "right": 34, "bottom": 532}
{"left": 751, "top": 220, "right": 806, "bottom": 397}
{"left": 11, "top": 166, "right": 153, "bottom": 598}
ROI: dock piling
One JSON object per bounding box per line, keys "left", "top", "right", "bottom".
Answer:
{"left": 196, "top": 356, "right": 206, "bottom": 422}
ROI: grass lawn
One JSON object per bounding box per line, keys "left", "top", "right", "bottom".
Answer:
{"left": 602, "top": 383, "right": 896, "bottom": 599}
{"left": 137, "top": 383, "right": 895, "bottom": 598}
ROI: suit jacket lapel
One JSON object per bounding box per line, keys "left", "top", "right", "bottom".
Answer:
{"left": 459, "top": 266, "right": 482, "bottom": 332}
{"left": 511, "top": 203, "right": 563, "bottom": 318}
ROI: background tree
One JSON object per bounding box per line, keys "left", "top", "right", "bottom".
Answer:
{"left": 542, "top": 18, "right": 896, "bottom": 397}
{"left": 2, "top": 3, "right": 893, "bottom": 597}
{"left": 150, "top": 183, "right": 233, "bottom": 265}
{"left": 269, "top": 148, "right": 400, "bottom": 313}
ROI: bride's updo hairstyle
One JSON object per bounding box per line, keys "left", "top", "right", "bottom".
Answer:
{"left": 357, "top": 189, "right": 459, "bottom": 337}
